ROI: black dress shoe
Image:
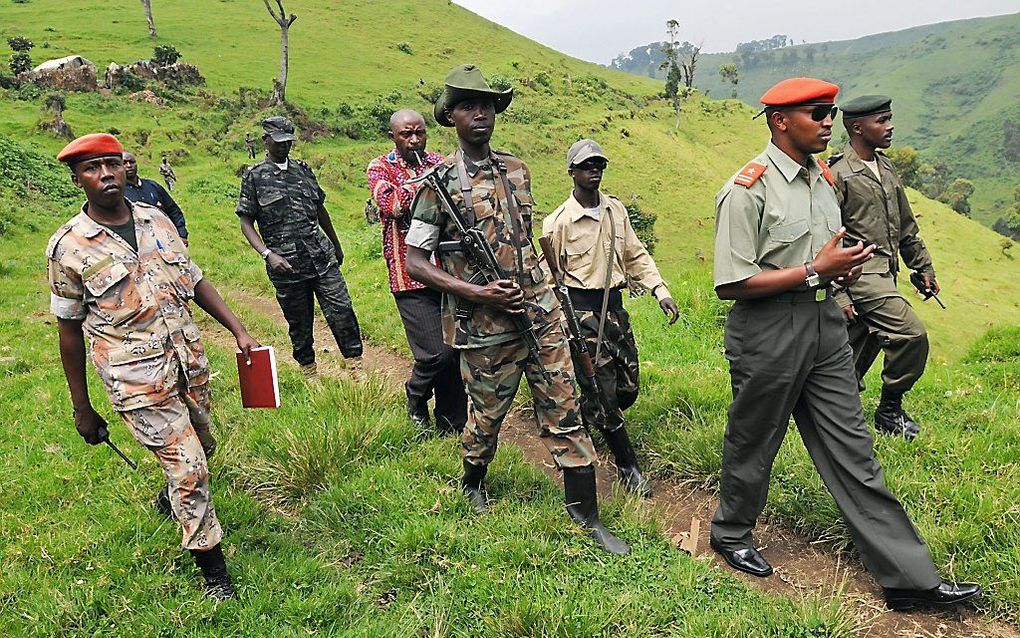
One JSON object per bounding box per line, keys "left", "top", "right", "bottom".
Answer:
{"left": 885, "top": 582, "right": 982, "bottom": 611}
{"left": 710, "top": 539, "right": 773, "bottom": 577}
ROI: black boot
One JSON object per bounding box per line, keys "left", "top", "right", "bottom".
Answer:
{"left": 875, "top": 388, "right": 920, "bottom": 440}
{"left": 435, "top": 414, "right": 462, "bottom": 437}
{"left": 406, "top": 383, "right": 431, "bottom": 430}
{"left": 602, "top": 427, "right": 652, "bottom": 498}
{"left": 154, "top": 484, "right": 173, "bottom": 519}
{"left": 190, "top": 544, "right": 236, "bottom": 600}
{"left": 461, "top": 460, "right": 489, "bottom": 513}
{"left": 563, "top": 466, "right": 630, "bottom": 555}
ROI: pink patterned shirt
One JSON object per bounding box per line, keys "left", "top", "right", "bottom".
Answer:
{"left": 367, "top": 149, "right": 444, "bottom": 293}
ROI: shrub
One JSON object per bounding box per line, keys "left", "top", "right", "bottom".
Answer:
{"left": 152, "top": 44, "right": 181, "bottom": 67}
{"left": 7, "top": 37, "right": 34, "bottom": 53}
{"left": 488, "top": 73, "right": 514, "bottom": 92}
{"left": 396, "top": 42, "right": 413, "bottom": 55}
{"left": 625, "top": 197, "right": 657, "bottom": 255}
{"left": 9, "top": 52, "right": 32, "bottom": 75}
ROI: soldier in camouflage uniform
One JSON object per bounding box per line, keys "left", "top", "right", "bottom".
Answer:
{"left": 48, "top": 133, "right": 261, "bottom": 599}
{"left": 543, "top": 139, "right": 680, "bottom": 498}
{"left": 829, "top": 96, "right": 937, "bottom": 440}
{"left": 405, "top": 65, "right": 629, "bottom": 555}
{"left": 237, "top": 116, "right": 363, "bottom": 376}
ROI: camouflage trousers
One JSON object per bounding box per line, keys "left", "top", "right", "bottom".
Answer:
{"left": 460, "top": 321, "right": 597, "bottom": 470}
{"left": 118, "top": 376, "right": 222, "bottom": 551}
{"left": 572, "top": 307, "right": 640, "bottom": 433}
{"left": 274, "top": 266, "right": 363, "bottom": 365}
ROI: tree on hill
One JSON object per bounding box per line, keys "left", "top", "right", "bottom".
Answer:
{"left": 7, "top": 36, "right": 33, "bottom": 76}
{"left": 885, "top": 146, "right": 923, "bottom": 188}
{"left": 941, "top": 178, "right": 974, "bottom": 216}
{"left": 659, "top": 20, "right": 700, "bottom": 128}
{"left": 735, "top": 34, "right": 792, "bottom": 53}
{"left": 140, "top": 0, "right": 157, "bottom": 39}
{"left": 718, "top": 63, "right": 738, "bottom": 98}
{"left": 263, "top": 0, "right": 297, "bottom": 105}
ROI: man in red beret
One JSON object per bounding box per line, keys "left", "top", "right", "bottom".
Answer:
{"left": 48, "top": 133, "right": 260, "bottom": 600}
{"left": 710, "top": 80, "right": 980, "bottom": 610}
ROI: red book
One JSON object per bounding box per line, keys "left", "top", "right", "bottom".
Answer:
{"left": 236, "top": 346, "right": 280, "bottom": 409}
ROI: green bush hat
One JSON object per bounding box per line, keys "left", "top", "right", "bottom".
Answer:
{"left": 840, "top": 95, "right": 892, "bottom": 121}
{"left": 262, "top": 115, "right": 297, "bottom": 142}
{"left": 566, "top": 139, "right": 609, "bottom": 169}
{"left": 434, "top": 64, "right": 513, "bottom": 127}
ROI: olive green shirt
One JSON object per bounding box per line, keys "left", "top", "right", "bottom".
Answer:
{"left": 828, "top": 144, "right": 934, "bottom": 305}
{"left": 714, "top": 142, "right": 841, "bottom": 289}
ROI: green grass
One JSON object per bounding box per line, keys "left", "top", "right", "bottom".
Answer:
{"left": 1, "top": 0, "right": 1018, "bottom": 630}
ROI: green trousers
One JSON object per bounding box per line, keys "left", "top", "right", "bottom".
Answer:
{"left": 711, "top": 293, "right": 941, "bottom": 590}
{"left": 848, "top": 294, "right": 928, "bottom": 394}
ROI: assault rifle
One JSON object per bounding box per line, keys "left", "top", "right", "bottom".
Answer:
{"left": 538, "top": 236, "right": 620, "bottom": 429}
{"left": 410, "top": 151, "right": 551, "bottom": 383}
{"left": 909, "top": 271, "right": 946, "bottom": 309}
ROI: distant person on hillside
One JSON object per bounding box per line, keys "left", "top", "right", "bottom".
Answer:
{"left": 405, "top": 64, "right": 628, "bottom": 556}
{"left": 542, "top": 139, "right": 679, "bottom": 498}
{"left": 236, "top": 116, "right": 363, "bottom": 377}
{"left": 828, "top": 96, "right": 937, "bottom": 441}
{"left": 710, "top": 78, "right": 980, "bottom": 611}
{"left": 366, "top": 109, "right": 467, "bottom": 436}
{"left": 48, "top": 133, "right": 261, "bottom": 600}
{"left": 123, "top": 151, "right": 189, "bottom": 244}
{"left": 245, "top": 132, "right": 257, "bottom": 160}
{"left": 159, "top": 154, "right": 176, "bottom": 191}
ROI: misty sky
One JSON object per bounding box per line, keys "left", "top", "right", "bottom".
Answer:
{"left": 453, "top": 1, "right": 1018, "bottom": 63}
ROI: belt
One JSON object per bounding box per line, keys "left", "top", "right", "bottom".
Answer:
{"left": 764, "top": 288, "right": 831, "bottom": 303}
{"left": 567, "top": 287, "right": 624, "bottom": 312}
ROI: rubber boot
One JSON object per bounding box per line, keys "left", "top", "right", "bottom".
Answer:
{"left": 154, "top": 484, "right": 173, "bottom": 519}
{"left": 563, "top": 466, "right": 630, "bottom": 555}
{"left": 190, "top": 544, "right": 236, "bottom": 600}
{"left": 602, "top": 427, "right": 652, "bottom": 498}
{"left": 875, "top": 388, "right": 920, "bottom": 440}
{"left": 461, "top": 460, "right": 489, "bottom": 513}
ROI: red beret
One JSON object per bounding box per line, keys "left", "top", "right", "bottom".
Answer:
{"left": 56, "top": 133, "right": 124, "bottom": 165}
{"left": 760, "top": 78, "right": 839, "bottom": 106}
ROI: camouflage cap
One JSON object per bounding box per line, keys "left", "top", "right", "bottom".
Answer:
{"left": 262, "top": 115, "right": 297, "bottom": 142}
{"left": 841, "top": 95, "right": 892, "bottom": 121}
{"left": 434, "top": 64, "right": 513, "bottom": 127}
{"left": 566, "top": 139, "right": 608, "bottom": 169}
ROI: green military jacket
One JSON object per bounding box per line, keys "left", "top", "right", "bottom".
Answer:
{"left": 714, "top": 142, "right": 841, "bottom": 290}
{"left": 828, "top": 144, "right": 934, "bottom": 305}
{"left": 236, "top": 157, "right": 336, "bottom": 285}
{"left": 406, "top": 149, "right": 559, "bottom": 349}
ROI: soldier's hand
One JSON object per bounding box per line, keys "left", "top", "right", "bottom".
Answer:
{"left": 841, "top": 302, "right": 858, "bottom": 324}
{"left": 235, "top": 330, "right": 261, "bottom": 365}
{"left": 182, "top": 237, "right": 189, "bottom": 247}
{"left": 74, "top": 406, "right": 108, "bottom": 446}
{"left": 334, "top": 245, "right": 344, "bottom": 267}
{"left": 812, "top": 228, "right": 876, "bottom": 280}
{"left": 923, "top": 274, "right": 940, "bottom": 295}
{"left": 659, "top": 297, "right": 680, "bottom": 325}
{"left": 835, "top": 264, "right": 864, "bottom": 287}
{"left": 476, "top": 279, "right": 526, "bottom": 314}
{"left": 266, "top": 252, "right": 294, "bottom": 274}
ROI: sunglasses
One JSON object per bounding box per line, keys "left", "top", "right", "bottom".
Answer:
{"left": 795, "top": 104, "right": 838, "bottom": 121}
{"left": 573, "top": 159, "right": 608, "bottom": 171}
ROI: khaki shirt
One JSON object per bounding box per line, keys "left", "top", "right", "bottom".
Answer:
{"left": 829, "top": 144, "right": 934, "bottom": 305}
{"left": 542, "top": 192, "right": 670, "bottom": 301}
{"left": 47, "top": 201, "right": 210, "bottom": 411}
{"left": 406, "top": 150, "right": 559, "bottom": 349}
{"left": 714, "top": 142, "right": 841, "bottom": 289}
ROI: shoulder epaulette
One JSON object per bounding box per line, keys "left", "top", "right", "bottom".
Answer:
{"left": 733, "top": 161, "right": 767, "bottom": 188}
{"left": 826, "top": 153, "right": 844, "bottom": 167}
{"left": 46, "top": 222, "right": 75, "bottom": 258}
{"left": 293, "top": 158, "right": 310, "bottom": 169}
{"left": 817, "top": 158, "right": 834, "bottom": 186}
{"left": 492, "top": 149, "right": 514, "bottom": 157}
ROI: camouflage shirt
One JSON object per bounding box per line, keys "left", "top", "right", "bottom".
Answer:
{"left": 406, "top": 149, "right": 559, "bottom": 348}
{"left": 236, "top": 157, "right": 336, "bottom": 284}
{"left": 47, "top": 201, "right": 210, "bottom": 411}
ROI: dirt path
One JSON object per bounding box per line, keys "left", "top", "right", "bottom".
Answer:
{"left": 216, "top": 289, "right": 1016, "bottom": 638}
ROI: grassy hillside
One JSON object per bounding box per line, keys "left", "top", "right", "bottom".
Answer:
{"left": 1, "top": 0, "right": 1019, "bottom": 631}
{"left": 610, "top": 12, "right": 1020, "bottom": 228}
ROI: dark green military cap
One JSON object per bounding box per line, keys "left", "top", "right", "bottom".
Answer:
{"left": 434, "top": 64, "right": 513, "bottom": 127}
{"left": 262, "top": 115, "right": 297, "bottom": 142}
{"left": 840, "top": 95, "right": 892, "bottom": 120}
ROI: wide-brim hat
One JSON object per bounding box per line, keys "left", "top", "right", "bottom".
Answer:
{"left": 433, "top": 64, "right": 513, "bottom": 127}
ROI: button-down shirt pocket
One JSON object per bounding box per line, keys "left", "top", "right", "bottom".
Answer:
{"left": 156, "top": 244, "right": 197, "bottom": 299}
{"left": 84, "top": 261, "right": 143, "bottom": 327}
{"left": 761, "top": 217, "right": 810, "bottom": 270}
{"left": 513, "top": 189, "right": 536, "bottom": 237}
{"left": 257, "top": 191, "right": 287, "bottom": 227}
{"left": 564, "top": 227, "right": 601, "bottom": 284}
{"left": 181, "top": 323, "right": 210, "bottom": 386}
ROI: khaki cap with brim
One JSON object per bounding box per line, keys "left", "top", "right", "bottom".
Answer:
{"left": 433, "top": 64, "right": 513, "bottom": 127}
{"left": 566, "top": 139, "right": 609, "bottom": 169}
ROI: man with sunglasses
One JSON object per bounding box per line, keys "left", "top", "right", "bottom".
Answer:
{"left": 405, "top": 65, "right": 629, "bottom": 556}
{"left": 711, "top": 79, "right": 980, "bottom": 611}
{"left": 542, "top": 139, "right": 679, "bottom": 498}
{"left": 828, "top": 96, "right": 936, "bottom": 441}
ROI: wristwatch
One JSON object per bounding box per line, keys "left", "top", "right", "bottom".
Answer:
{"left": 804, "top": 261, "right": 820, "bottom": 289}
{"left": 259, "top": 248, "right": 272, "bottom": 260}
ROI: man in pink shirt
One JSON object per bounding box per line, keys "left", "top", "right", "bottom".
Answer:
{"left": 367, "top": 109, "right": 467, "bottom": 435}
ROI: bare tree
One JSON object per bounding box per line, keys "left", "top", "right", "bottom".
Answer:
{"left": 140, "top": 0, "right": 157, "bottom": 38}
{"left": 262, "top": 0, "right": 297, "bottom": 105}
{"left": 680, "top": 43, "right": 701, "bottom": 89}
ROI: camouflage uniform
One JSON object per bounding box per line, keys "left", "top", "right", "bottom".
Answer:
{"left": 47, "top": 201, "right": 222, "bottom": 551}
{"left": 407, "top": 150, "right": 596, "bottom": 469}
{"left": 237, "top": 158, "right": 363, "bottom": 365}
